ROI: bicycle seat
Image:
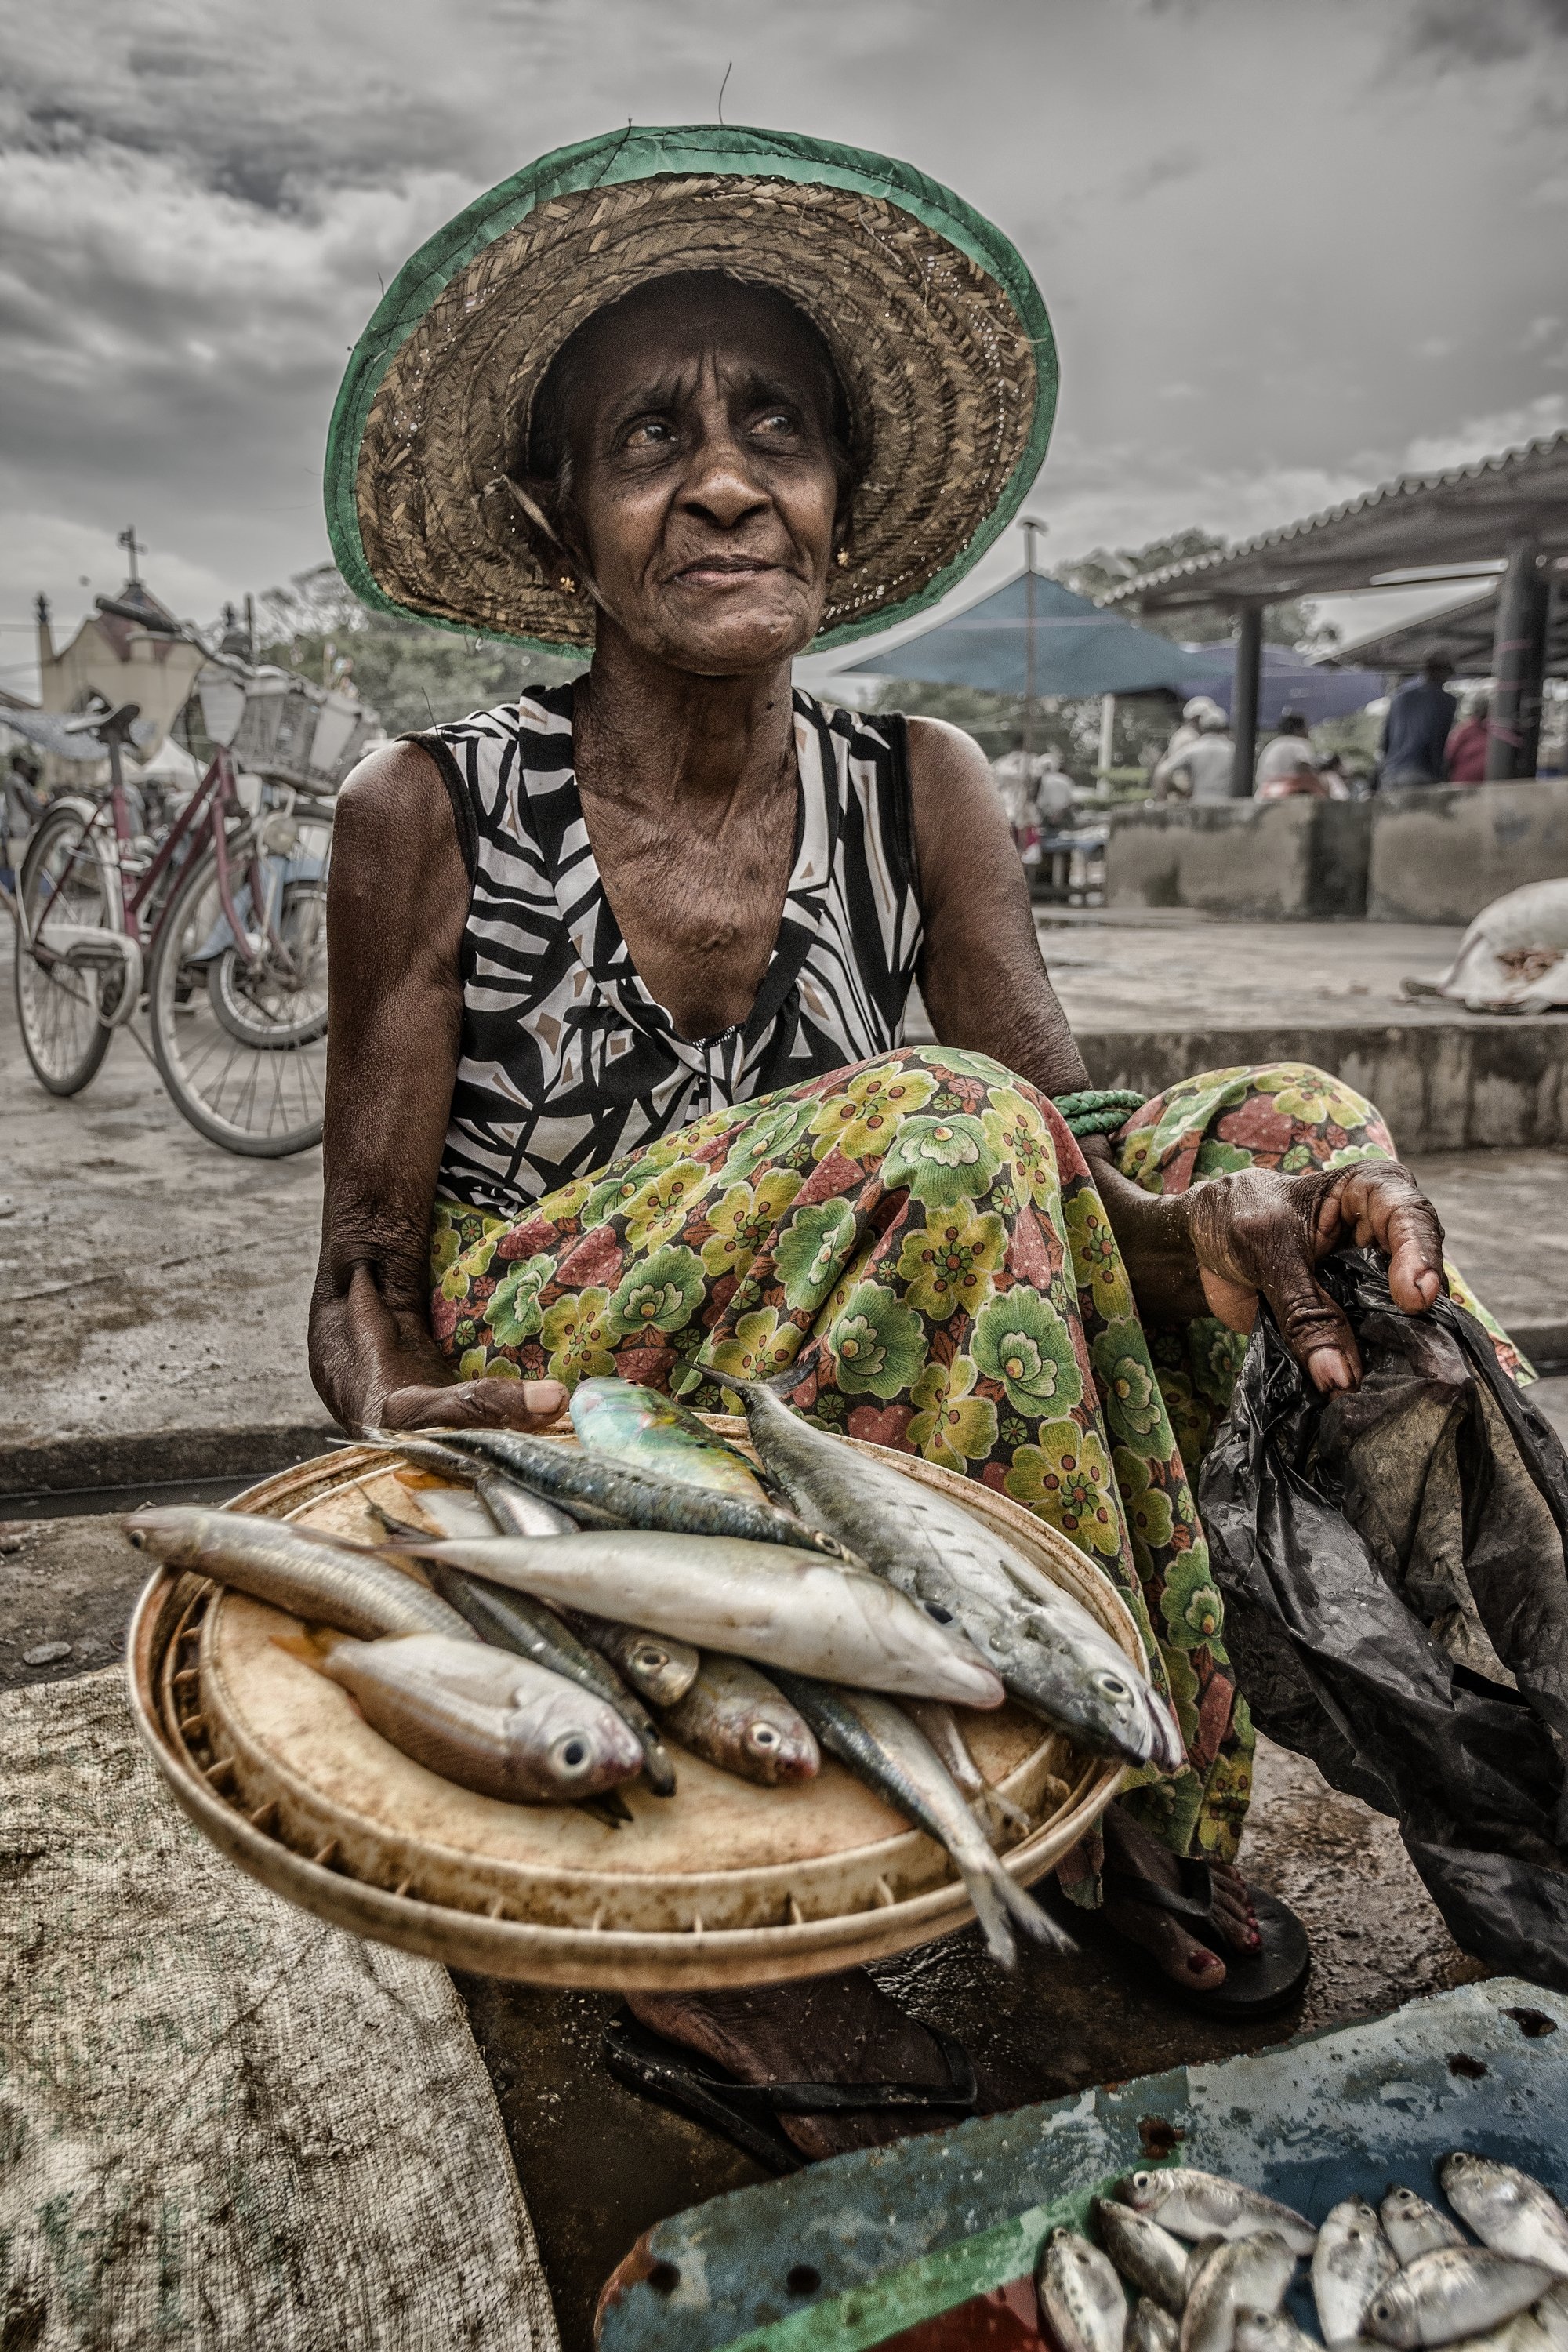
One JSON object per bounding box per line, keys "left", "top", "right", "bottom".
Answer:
{"left": 64, "top": 701, "right": 142, "bottom": 746}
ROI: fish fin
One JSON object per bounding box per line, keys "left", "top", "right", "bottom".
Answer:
{"left": 996, "top": 1862, "right": 1077, "bottom": 1956}
{"left": 959, "top": 1862, "right": 1021, "bottom": 1969}
{"left": 978, "top": 1787, "right": 1034, "bottom": 1844}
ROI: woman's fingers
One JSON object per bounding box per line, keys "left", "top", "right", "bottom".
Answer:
{"left": 1253, "top": 1240, "right": 1363, "bottom": 1392}
{"left": 380, "top": 1377, "right": 567, "bottom": 1432}
{"left": 1317, "top": 1163, "right": 1446, "bottom": 1313}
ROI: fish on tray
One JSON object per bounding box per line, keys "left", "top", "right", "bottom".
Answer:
{"left": 905, "top": 1698, "right": 1034, "bottom": 1843}
{"left": 1181, "top": 2234, "right": 1298, "bottom": 2352}
{"left": 1097, "top": 2199, "right": 1196, "bottom": 2315}
{"left": 124, "top": 1506, "right": 472, "bottom": 1642}
{"left": 1236, "top": 2314, "right": 1316, "bottom": 2352}
{"left": 768, "top": 1673, "right": 1069, "bottom": 1968}
{"left": 1313, "top": 2198, "right": 1399, "bottom": 2345}
{"left": 1117, "top": 2169, "right": 1317, "bottom": 2256}
{"left": 655, "top": 1655, "right": 819, "bottom": 1786}
{"left": 383, "top": 1528, "right": 1007, "bottom": 1705}
{"left": 1131, "top": 2301, "right": 1181, "bottom": 2352}
{"left": 569, "top": 1377, "right": 775, "bottom": 1502}
{"left": 556, "top": 1612, "right": 700, "bottom": 1707}
{"left": 1037, "top": 2229, "right": 1130, "bottom": 2352}
{"left": 1363, "top": 2249, "right": 1561, "bottom": 2347}
{"left": 1384, "top": 2191, "right": 1469, "bottom": 2265}
{"left": 319, "top": 1632, "right": 644, "bottom": 1802}
{"left": 732, "top": 1379, "right": 1183, "bottom": 1773}
{"left": 1440, "top": 2157, "right": 1568, "bottom": 2281}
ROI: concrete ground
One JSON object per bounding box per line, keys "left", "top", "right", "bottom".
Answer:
{"left": 5, "top": 906, "right": 1568, "bottom": 2347}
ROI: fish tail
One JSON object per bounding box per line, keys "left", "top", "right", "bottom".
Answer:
{"left": 960, "top": 1860, "right": 1022, "bottom": 1969}
{"left": 994, "top": 1859, "right": 1077, "bottom": 1956}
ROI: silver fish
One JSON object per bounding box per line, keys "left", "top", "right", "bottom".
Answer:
{"left": 657, "top": 1655, "right": 819, "bottom": 1785}
{"left": 1236, "top": 2313, "right": 1318, "bottom": 2352}
{"left": 124, "top": 1505, "right": 471, "bottom": 1641}
{"left": 391, "top": 1531, "right": 1007, "bottom": 1706}
{"left": 1037, "top": 2229, "right": 1129, "bottom": 2352}
{"left": 1440, "top": 2158, "right": 1568, "bottom": 2281}
{"left": 1363, "top": 2250, "right": 1560, "bottom": 2347}
{"left": 474, "top": 1469, "right": 579, "bottom": 1539}
{"left": 1131, "top": 2302, "right": 1181, "bottom": 2352}
{"left": 409, "top": 1424, "right": 861, "bottom": 1560}
{"left": 321, "top": 1632, "right": 644, "bottom": 1801}
{"left": 420, "top": 1558, "right": 677, "bottom": 1798}
{"left": 1438, "top": 2314, "right": 1559, "bottom": 2352}
{"left": 1384, "top": 2190, "right": 1468, "bottom": 2264}
{"left": 1097, "top": 2199, "right": 1196, "bottom": 2314}
{"left": 769, "top": 1675, "right": 1069, "bottom": 1969}
{"left": 1120, "top": 2171, "right": 1317, "bottom": 2257}
{"left": 1181, "top": 2234, "right": 1298, "bottom": 2352}
{"left": 382, "top": 1481, "right": 499, "bottom": 1545}
{"left": 735, "top": 1379, "right": 1183, "bottom": 1772}
{"left": 906, "top": 1700, "right": 1033, "bottom": 1842}
{"left": 1315, "top": 2198, "right": 1400, "bottom": 2344}
{"left": 1537, "top": 2284, "right": 1568, "bottom": 2352}
{"left": 556, "top": 1610, "right": 699, "bottom": 1706}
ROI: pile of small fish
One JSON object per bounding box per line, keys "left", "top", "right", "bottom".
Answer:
{"left": 124, "top": 1375, "right": 1183, "bottom": 1967}
{"left": 1036, "top": 2157, "right": 1568, "bottom": 2352}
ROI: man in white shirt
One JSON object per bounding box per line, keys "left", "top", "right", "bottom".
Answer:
{"left": 1164, "top": 706, "right": 1236, "bottom": 803}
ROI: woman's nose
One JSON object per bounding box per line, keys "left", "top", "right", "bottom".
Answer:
{"left": 681, "top": 426, "right": 770, "bottom": 529}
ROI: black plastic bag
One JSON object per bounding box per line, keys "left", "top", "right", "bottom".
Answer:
{"left": 1197, "top": 1247, "right": 1568, "bottom": 1990}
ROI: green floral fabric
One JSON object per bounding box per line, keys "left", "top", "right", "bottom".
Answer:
{"left": 430, "top": 1049, "right": 1523, "bottom": 1892}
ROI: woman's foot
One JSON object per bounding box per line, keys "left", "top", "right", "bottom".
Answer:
{"left": 1099, "top": 1803, "right": 1260, "bottom": 1991}
{"left": 624, "top": 1972, "right": 989, "bottom": 2161}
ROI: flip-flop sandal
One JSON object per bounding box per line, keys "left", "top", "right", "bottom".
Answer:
{"left": 601, "top": 2010, "right": 982, "bottom": 2174}
{"left": 1101, "top": 1857, "right": 1312, "bottom": 2018}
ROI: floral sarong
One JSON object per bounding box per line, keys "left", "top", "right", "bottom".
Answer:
{"left": 430, "top": 1051, "right": 1523, "bottom": 1882}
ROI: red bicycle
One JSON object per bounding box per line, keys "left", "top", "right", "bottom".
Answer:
{"left": 13, "top": 662, "right": 339, "bottom": 1156}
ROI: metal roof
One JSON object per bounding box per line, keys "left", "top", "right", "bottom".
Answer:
{"left": 1101, "top": 430, "right": 1568, "bottom": 617}
{"left": 1316, "top": 580, "right": 1568, "bottom": 679}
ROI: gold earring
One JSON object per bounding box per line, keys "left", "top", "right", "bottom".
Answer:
{"left": 559, "top": 572, "right": 577, "bottom": 594}
{"left": 835, "top": 548, "right": 850, "bottom": 569}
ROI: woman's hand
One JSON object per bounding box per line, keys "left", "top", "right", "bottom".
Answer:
{"left": 1182, "top": 1160, "right": 1446, "bottom": 1391}
{"left": 376, "top": 1375, "right": 568, "bottom": 1433}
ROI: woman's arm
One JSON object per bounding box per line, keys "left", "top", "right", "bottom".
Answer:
{"left": 906, "top": 717, "right": 1445, "bottom": 1392}
{"left": 309, "top": 742, "right": 564, "bottom": 1432}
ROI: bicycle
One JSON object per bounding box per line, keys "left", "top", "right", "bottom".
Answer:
{"left": 12, "top": 644, "right": 355, "bottom": 1156}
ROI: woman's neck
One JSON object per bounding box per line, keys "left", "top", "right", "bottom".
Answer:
{"left": 572, "top": 626, "right": 798, "bottom": 817}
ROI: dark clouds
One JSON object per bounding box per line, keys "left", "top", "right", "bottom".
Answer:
{"left": 2, "top": 0, "right": 1563, "bottom": 686}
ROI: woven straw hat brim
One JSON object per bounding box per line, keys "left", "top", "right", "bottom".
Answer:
{"left": 325, "top": 125, "right": 1057, "bottom": 656}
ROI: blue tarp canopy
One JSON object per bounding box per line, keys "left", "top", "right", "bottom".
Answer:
{"left": 844, "top": 571, "right": 1192, "bottom": 698}
{"left": 1175, "top": 641, "right": 1387, "bottom": 728}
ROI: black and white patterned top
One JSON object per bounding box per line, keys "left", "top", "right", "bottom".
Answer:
{"left": 418, "top": 684, "right": 924, "bottom": 1219}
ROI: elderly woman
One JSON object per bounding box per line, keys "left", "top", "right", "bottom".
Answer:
{"left": 313, "top": 129, "right": 1521, "bottom": 2160}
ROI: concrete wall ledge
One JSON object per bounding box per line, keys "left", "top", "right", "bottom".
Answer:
{"left": 1078, "top": 1018, "right": 1568, "bottom": 1152}
{"left": 1105, "top": 798, "right": 1372, "bottom": 919}
{"left": 1369, "top": 779, "right": 1568, "bottom": 923}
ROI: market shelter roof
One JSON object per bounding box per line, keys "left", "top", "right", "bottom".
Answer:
{"left": 843, "top": 569, "right": 1192, "bottom": 698}
{"left": 1317, "top": 579, "right": 1568, "bottom": 679}
{"left": 1099, "top": 430, "right": 1568, "bottom": 620}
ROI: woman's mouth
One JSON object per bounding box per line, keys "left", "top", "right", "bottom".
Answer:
{"left": 672, "top": 556, "right": 779, "bottom": 588}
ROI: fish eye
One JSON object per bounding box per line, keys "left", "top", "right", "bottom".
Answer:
{"left": 552, "top": 1733, "right": 594, "bottom": 1777}
{"left": 750, "top": 1723, "right": 781, "bottom": 1749}
{"left": 1097, "top": 1672, "right": 1129, "bottom": 1697}
{"left": 1131, "top": 2172, "right": 1150, "bottom": 2190}
{"left": 637, "top": 1646, "right": 669, "bottom": 1670}
{"left": 127, "top": 1528, "right": 146, "bottom": 1549}
{"left": 924, "top": 1602, "right": 953, "bottom": 1624}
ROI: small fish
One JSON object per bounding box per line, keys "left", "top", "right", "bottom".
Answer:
{"left": 321, "top": 1633, "right": 644, "bottom": 1801}
{"left": 394, "top": 1483, "right": 498, "bottom": 1543}
{"left": 1236, "top": 2312, "right": 1318, "bottom": 2352}
{"left": 1440, "top": 2158, "right": 1568, "bottom": 2281}
{"left": 410, "top": 1425, "right": 862, "bottom": 1561}
{"left": 1363, "top": 2250, "right": 1560, "bottom": 2348}
{"left": 770, "top": 1675, "right": 1069, "bottom": 1969}
{"left": 1439, "top": 2314, "right": 1559, "bottom": 2352}
{"left": 735, "top": 1380, "right": 1183, "bottom": 1772}
{"left": 1537, "top": 2284, "right": 1568, "bottom": 2352}
{"left": 1037, "top": 2229, "right": 1129, "bottom": 2352}
{"left": 1131, "top": 2302, "right": 1181, "bottom": 2352}
{"left": 557, "top": 1610, "right": 700, "bottom": 1706}
{"left": 422, "top": 1559, "right": 677, "bottom": 1797}
{"left": 1384, "top": 2190, "right": 1468, "bottom": 2265}
{"left": 1097, "top": 2199, "right": 1196, "bottom": 2314}
{"left": 474, "top": 1470, "right": 580, "bottom": 1539}
{"left": 1181, "top": 2234, "right": 1298, "bottom": 2352}
{"left": 1314, "top": 2198, "right": 1400, "bottom": 2344}
{"left": 906, "top": 1700, "right": 1033, "bottom": 1842}
{"left": 390, "top": 1531, "right": 1007, "bottom": 1705}
{"left": 124, "top": 1506, "right": 471, "bottom": 1642}
{"left": 1120, "top": 2171, "right": 1317, "bottom": 2257}
{"left": 569, "top": 1378, "right": 774, "bottom": 1501}
{"left": 656, "top": 1655, "right": 818, "bottom": 1785}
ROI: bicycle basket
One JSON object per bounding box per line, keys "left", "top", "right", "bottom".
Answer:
{"left": 230, "top": 671, "right": 379, "bottom": 792}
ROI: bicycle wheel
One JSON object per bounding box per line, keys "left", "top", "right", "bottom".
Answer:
{"left": 12, "top": 801, "right": 118, "bottom": 1095}
{"left": 147, "top": 834, "right": 328, "bottom": 1156}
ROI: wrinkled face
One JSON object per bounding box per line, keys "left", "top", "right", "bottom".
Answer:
{"left": 546, "top": 278, "right": 848, "bottom": 676}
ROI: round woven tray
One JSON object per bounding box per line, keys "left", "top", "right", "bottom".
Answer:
{"left": 127, "top": 1432, "right": 1132, "bottom": 1989}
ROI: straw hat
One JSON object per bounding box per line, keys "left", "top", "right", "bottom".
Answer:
{"left": 325, "top": 124, "right": 1057, "bottom": 656}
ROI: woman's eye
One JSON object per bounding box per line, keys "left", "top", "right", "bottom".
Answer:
{"left": 756, "top": 410, "right": 797, "bottom": 436}
{"left": 624, "top": 419, "right": 674, "bottom": 449}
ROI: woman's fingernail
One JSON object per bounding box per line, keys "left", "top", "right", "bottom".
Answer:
{"left": 1308, "top": 1349, "right": 1351, "bottom": 1391}
{"left": 1417, "top": 1270, "right": 1440, "bottom": 1304}
{"left": 524, "top": 1381, "right": 567, "bottom": 1414}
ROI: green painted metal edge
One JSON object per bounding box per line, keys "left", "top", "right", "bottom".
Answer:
{"left": 323, "top": 122, "right": 1058, "bottom": 659}
{"left": 703, "top": 2171, "right": 1128, "bottom": 2352}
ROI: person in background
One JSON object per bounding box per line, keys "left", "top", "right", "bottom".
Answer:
{"left": 1380, "top": 653, "right": 1458, "bottom": 786}
{"left": 1254, "top": 711, "right": 1326, "bottom": 800}
{"left": 1151, "top": 695, "right": 1225, "bottom": 798}
{"left": 1163, "top": 705, "right": 1236, "bottom": 803}
{"left": 1445, "top": 691, "right": 1490, "bottom": 785}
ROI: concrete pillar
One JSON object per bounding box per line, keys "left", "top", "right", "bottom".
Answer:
{"left": 1231, "top": 602, "right": 1264, "bottom": 797}
{"left": 1098, "top": 693, "right": 1116, "bottom": 800}
{"left": 1486, "top": 537, "right": 1551, "bottom": 781}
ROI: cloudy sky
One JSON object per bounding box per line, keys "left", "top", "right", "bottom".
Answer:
{"left": 2, "top": 0, "right": 1566, "bottom": 696}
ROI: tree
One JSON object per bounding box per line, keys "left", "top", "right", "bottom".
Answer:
{"left": 1057, "top": 529, "right": 1338, "bottom": 653}
{"left": 256, "top": 564, "right": 581, "bottom": 733}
